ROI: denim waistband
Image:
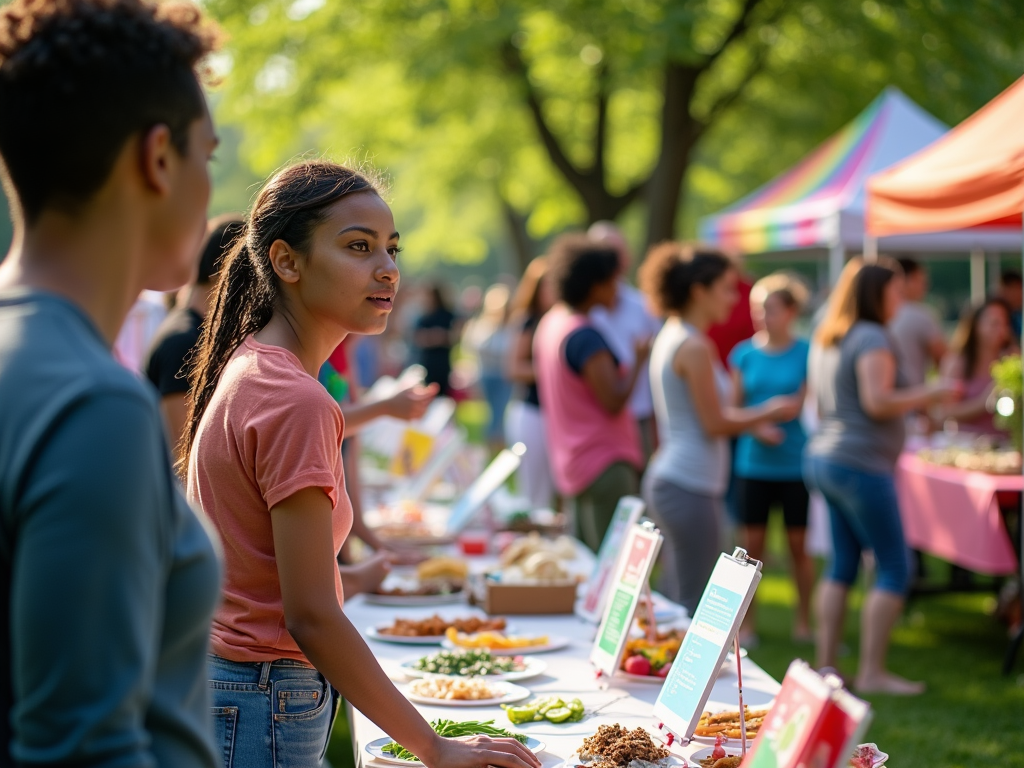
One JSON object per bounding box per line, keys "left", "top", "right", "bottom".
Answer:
{"left": 209, "top": 654, "right": 321, "bottom": 688}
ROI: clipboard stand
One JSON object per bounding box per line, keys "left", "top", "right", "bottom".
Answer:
{"left": 652, "top": 547, "right": 764, "bottom": 753}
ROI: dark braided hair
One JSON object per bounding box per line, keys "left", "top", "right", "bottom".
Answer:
{"left": 179, "top": 160, "right": 380, "bottom": 471}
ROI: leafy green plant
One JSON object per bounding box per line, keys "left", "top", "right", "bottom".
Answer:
{"left": 991, "top": 354, "right": 1022, "bottom": 450}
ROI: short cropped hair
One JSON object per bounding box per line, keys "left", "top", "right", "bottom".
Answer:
{"left": 547, "top": 234, "right": 619, "bottom": 309}
{"left": 197, "top": 215, "right": 243, "bottom": 286}
{"left": 0, "top": 0, "right": 220, "bottom": 223}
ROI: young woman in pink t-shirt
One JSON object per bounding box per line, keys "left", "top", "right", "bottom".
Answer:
{"left": 180, "top": 160, "right": 540, "bottom": 768}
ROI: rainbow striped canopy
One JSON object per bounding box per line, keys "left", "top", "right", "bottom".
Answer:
{"left": 699, "top": 88, "right": 948, "bottom": 254}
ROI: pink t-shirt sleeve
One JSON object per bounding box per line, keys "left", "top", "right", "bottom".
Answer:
{"left": 246, "top": 386, "right": 343, "bottom": 510}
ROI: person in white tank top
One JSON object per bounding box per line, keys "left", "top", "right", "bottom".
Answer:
{"left": 637, "top": 242, "right": 800, "bottom": 613}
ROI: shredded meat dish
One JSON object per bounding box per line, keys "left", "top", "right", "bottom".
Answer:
{"left": 578, "top": 724, "right": 670, "bottom": 767}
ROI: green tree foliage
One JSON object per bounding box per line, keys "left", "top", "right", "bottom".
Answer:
{"left": 207, "top": 0, "right": 1024, "bottom": 270}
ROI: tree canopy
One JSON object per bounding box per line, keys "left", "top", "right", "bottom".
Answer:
{"left": 17, "top": 0, "right": 1024, "bottom": 271}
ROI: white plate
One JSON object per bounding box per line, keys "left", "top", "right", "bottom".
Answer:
{"left": 366, "top": 735, "right": 545, "bottom": 766}
{"left": 689, "top": 732, "right": 756, "bottom": 747}
{"left": 363, "top": 591, "right": 466, "bottom": 607}
{"left": 687, "top": 745, "right": 745, "bottom": 766}
{"left": 552, "top": 757, "right": 686, "bottom": 768}
{"left": 401, "top": 656, "right": 548, "bottom": 682}
{"left": 368, "top": 623, "right": 517, "bottom": 646}
{"left": 367, "top": 627, "right": 447, "bottom": 645}
{"left": 441, "top": 635, "right": 571, "bottom": 655}
{"left": 614, "top": 670, "right": 667, "bottom": 684}
{"left": 404, "top": 680, "right": 532, "bottom": 707}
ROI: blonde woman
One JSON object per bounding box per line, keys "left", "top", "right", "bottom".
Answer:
{"left": 730, "top": 273, "right": 813, "bottom": 644}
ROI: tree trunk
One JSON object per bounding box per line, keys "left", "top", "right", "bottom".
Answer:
{"left": 499, "top": 196, "right": 536, "bottom": 274}
{"left": 645, "top": 63, "right": 700, "bottom": 250}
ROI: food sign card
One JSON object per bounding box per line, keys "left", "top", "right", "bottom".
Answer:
{"left": 577, "top": 496, "right": 646, "bottom": 623}
{"left": 589, "top": 523, "right": 663, "bottom": 677}
{"left": 653, "top": 550, "right": 762, "bottom": 741}
{"left": 741, "top": 661, "right": 871, "bottom": 768}
{"left": 443, "top": 443, "right": 525, "bottom": 535}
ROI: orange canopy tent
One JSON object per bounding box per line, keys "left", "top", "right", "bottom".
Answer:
{"left": 866, "top": 75, "right": 1024, "bottom": 236}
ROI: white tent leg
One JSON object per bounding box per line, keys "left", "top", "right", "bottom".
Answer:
{"left": 863, "top": 235, "right": 878, "bottom": 262}
{"left": 970, "top": 247, "right": 986, "bottom": 306}
{"left": 988, "top": 251, "right": 1001, "bottom": 293}
{"left": 828, "top": 242, "right": 845, "bottom": 286}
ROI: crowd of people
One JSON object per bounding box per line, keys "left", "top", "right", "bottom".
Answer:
{"left": 0, "top": 1, "right": 1020, "bottom": 767}
{"left": 449, "top": 239, "right": 1019, "bottom": 699}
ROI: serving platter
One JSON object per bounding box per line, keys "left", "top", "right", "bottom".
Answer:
{"left": 403, "top": 680, "right": 532, "bottom": 707}
{"left": 363, "top": 591, "right": 466, "bottom": 607}
{"left": 365, "top": 735, "right": 546, "bottom": 766}
{"left": 441, "top": 635, "right": 571, "bottom": 656}
{"left": 400, "top": 656, "right": 548, "bottom": 683}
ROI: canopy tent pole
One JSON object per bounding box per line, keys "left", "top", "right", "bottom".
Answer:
{"left": 863, "top": 234, "right": 878, "bottom": 262}
{"left": 828, "top": 211, "right": 845, "bottom": 285}
{"left": 970, "top": 247, "right": 986, "bottom": 306}
{"left": 988, "top": 251, "right": 1001, "bottom": 293}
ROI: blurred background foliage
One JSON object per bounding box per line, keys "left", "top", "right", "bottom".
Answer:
{"left": 197, "top": 0, "right": 1024, "bottom": 277}
{"left": 2, "top": 0, "right": 1024, "bottom": 281}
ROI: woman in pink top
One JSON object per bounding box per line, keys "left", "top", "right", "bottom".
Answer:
{"left": 181, "top": 161, "right": 541, "bottom": 768}
{"left": 938, "top": 297, "right": 1016, "bottom": 436}
{"left": 533, "top": 234, "right": 647, "bottom": 551}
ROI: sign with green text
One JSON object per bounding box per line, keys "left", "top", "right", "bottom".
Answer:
{"left": 589, "top": 523, "right": 663, "bottom": 678}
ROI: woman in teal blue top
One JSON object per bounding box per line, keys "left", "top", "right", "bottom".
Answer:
{"left": 729, "top": 273, "right": 814, "bottom": 645}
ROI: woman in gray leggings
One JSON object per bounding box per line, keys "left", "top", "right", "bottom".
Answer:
{"left": 638, "top": 243, "right": 799, "bottom": 613}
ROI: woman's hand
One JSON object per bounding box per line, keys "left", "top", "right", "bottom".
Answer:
{"left": 633, "top": 335, "right": 653, "bottom": 365}
{"left": 339, "top": 551, "right": 392, "bottom": 596}
{"left": 763, "top": 395, "right": 802, "bottom": 423}
{"left": 751, "top": 422, "right": 785, "bottom": 445}
{"left": 926, "top": 378, "right": 960, "bottom": 405}
{"left": 422, "top": 734, "right": 542, "bottom": 768}
{"left": 382, "top": 546, "right": 428, "bottom": 566}
{"left": 385, "top": 383, "right": 440, "bottom": 421}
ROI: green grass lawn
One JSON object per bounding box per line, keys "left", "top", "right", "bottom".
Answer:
{"left": 327, "top": 402, "right": 1024, "bottom": 767}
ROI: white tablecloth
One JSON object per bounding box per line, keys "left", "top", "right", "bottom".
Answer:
{"left": 343, "top": 552, "right": 780, "bottom": 767}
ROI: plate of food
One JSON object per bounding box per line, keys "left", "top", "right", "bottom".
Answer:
{"left": 404, "top": 678, "right": 531, "bottom": 707}
{"left": 849, "top": 743, "right": 888, "bottom": 768}
{"left": 615, "top": 629, "right": 686, "bottom": 683}
{"left": 503, "top": 695, "right": 586, "bottom": 725}
{"left": 688, "top": 741, "right": 744, "bottom": 768}
{"left": 364, "top": 557, "right": 469, "bottom": 606}
{"left": 368, "top": 615, "right": 508, "bottom": 645}
{"left": 401, "top": 649, "right": 547, "bottom": 682}
{"left": 552, "top": 723, "right": 686, "bottom": 768}
{"left": 441, "top": 628, "right": 571, "bottom": 655}
{"left": 365, "top": 720, "right": 544, "bottom": 766}
{"left": 689, "top": 707, "right": 768, "bottom": 746}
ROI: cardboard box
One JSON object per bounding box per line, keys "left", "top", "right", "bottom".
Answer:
{"left": 469, "top": 576, "right": 577, "bottom": 615}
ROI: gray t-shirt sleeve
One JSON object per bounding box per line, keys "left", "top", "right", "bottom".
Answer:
{"left": 848, "top": 322, "right": 893, "bottom": 358}
{"left": 10, "top": 392, "right": 167, "bottom": 765}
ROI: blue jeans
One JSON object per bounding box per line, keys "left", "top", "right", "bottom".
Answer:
{"left": 208, "top": 655, "right": 340, "bottom": 768}
{"left": 803, "top": 455, "right": 910, "bottom": 595}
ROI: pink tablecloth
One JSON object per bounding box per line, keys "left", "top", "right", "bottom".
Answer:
{"left": 895, "top": 452, "right": 1021, "bottom": 576}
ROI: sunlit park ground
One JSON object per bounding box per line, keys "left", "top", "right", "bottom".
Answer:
{"left": 324, "top": 402, "right": 1024, "bottom": 768}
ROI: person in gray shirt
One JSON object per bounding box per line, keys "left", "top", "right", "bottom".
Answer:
{"left": 0, "top": 1, "right": 222, "bottom": 764}
{"left": 889, "top": 257, "right": 946, "bottom": 389}
{"left": 805, "top": 258, "right": 953, "bottom": 696}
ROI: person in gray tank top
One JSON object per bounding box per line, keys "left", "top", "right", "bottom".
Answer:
{"left": 637, "top": 243, "right": 799, "bottom": 613}
{"left": 805, "top": 257, "right": 955, "bottom": 696}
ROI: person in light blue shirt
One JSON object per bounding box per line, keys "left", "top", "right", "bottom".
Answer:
{"left": 729, "top": 272, "right": 814, "bottom": 645}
